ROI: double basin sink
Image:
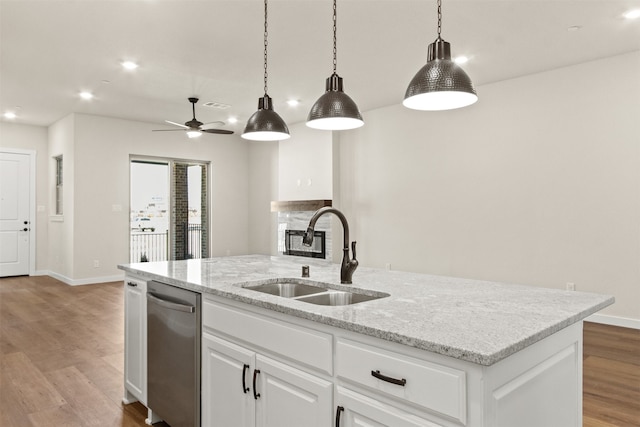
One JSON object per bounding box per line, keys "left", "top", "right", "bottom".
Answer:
{"left": 242, "top": 280, "right": 389, "bottom": 306}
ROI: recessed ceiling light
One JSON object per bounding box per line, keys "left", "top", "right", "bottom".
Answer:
{"left": 454, "top": 56, "right": 469, "bottom": 65}
{"left": 567, "top": 25, "right": 582, "bottom": 32}
{"left": 79, "top": 91, "right": 94, "bottom": 100}
{"left": 286, "top": 99, "right": 300, "bottom": 107}
{"left": 227, "top": 117, "right": 238, "bottom": 124}
{"left": 4, "top": 112, "right": 16, "bottom": 119}
{"left": 623, "top": 9, "right": 640, "bottom": 20}
{"left": 121, "top": 61, "right": 139, "bottom": 70}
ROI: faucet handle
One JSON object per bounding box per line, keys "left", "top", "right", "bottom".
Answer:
{"left": 351, "top": 241, "right": 357, "bottom": 261}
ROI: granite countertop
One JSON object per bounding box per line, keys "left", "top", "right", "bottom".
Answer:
{"left": 118, "top": 255, "right": 614, "bottom": 366}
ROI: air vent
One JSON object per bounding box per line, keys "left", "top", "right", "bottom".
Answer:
{"left": 202, "top": 101, "right": 231, "bottom": 109}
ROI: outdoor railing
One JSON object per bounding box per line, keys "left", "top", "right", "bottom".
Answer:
{"left": 130, "top": 230, "right": 169, "bottom": 263}
{"left": 129, "top": 223, "right": 203, "bottom": 263}
{"left": 185, "top": 223, "right": 203, "bottom": 259}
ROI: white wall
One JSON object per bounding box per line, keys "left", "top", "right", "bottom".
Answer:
{"left": 48, "top": 115, "right": 75, "bottom": 278}
{"left": 248, "top": 140, "right": 279, "bottom": 255}
{"left": 335, "top": 52, "right": 640, "bottom": 321}
{"left": 0, "top": 122, "right": 49, "bottom": 273}
{"left": 278, "top": 122, "right": 332, "bottom": 200}
{"left": 48, "top": 113, "right": 250, "bottom": 283}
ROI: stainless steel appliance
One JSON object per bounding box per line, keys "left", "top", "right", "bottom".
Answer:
{"left": 147, "top": 280, "right": 201, "bottom": 427}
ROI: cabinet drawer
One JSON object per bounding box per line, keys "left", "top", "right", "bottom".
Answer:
{"left": 203, "top": 298, "right": 333, "bottom": 375}
{"left": 336, "top": 339, "right": 466, "bottom": 424}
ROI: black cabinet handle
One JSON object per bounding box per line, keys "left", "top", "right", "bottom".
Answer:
{"left": 127, "top": 282, "right": 138, "bottom": 287}
{"left": 335, "top": 406, "right": 344, "bottom": 427}
{"left": 252, "top": 369, "right": 261, "bottom": 399}
{"left": 242, "top": 364, "right": 250, "bottom": 394}
{"left": 371, "top": 370, "right": 407, "bottom": 386}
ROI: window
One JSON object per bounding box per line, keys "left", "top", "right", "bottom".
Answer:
{"left": 55, "top": 155, "right": 63, "bottom": 215}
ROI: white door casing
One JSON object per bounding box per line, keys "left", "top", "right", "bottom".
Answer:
{"left": 0, "top": 150, "right": 35, "bottom": 277}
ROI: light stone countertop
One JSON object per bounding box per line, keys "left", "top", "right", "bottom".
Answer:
{"left": 118, "top": 254, "right": 614, "bottom": 366}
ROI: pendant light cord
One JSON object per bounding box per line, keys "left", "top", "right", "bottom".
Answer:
{"left": 263, "top": 0, "right": 269, "bottom": 95}
{"left": 332, "top": 0, "right": 337, "bottom": 74}
{"left": 436, "top": 0, "right": 442, "bottom": 41}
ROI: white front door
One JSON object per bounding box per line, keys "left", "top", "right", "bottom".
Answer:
{"left": 0, "top": 151, "right": 31, "bottom": 277}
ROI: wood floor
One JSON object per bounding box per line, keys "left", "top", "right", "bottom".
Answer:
{"left": 1, "top": 276, "right": 638, "bottom": 426}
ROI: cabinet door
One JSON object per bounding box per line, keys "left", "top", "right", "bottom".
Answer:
{"left": 336, "top": 386, "right": 442, "bottom": 427}
{"left": 255, "top": 355, "right": 332, "bottom": 427}
{"left": 124, "top": 278, "right": 146, "bottom": 403}
{"left": 202, "top": 333, "right": 256, "bottom": 427}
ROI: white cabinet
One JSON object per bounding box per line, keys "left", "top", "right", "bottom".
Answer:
{"left": 202, "top": 294, "right": 583, "bottom": 427}
{"left": 336, "top": 338, "right": 466, "bottom": 424}
{"left": 255, "top": 355, "right": 332, "bottom": 427}
{"left": 336, "top": 386, "right": 442, "bottom": 427}
{"left": 123, "top": 276, "right": 147, "bottom": 405}
{"left": 202, "top": 333, "right": 255, "bottom": 427}
{"left": 202, "top": 299, "right": 333, "bottom": 427}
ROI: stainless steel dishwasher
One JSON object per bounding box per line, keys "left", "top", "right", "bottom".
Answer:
{"left": 147, "top": 280, "right": 201, "bottom": 427}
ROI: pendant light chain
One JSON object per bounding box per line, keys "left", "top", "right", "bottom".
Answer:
{"left": 332, "top": 0, "right": 337, "bottom": 73}
{"left": 263, "top": 0, "right": 269, "bottom": 95}
{"left": 436, "top": 0, "right": 442, "bottom": 41}
{"left": 242, "top": 0, "right": 290, "bottom": 140}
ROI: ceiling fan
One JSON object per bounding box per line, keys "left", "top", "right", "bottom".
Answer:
{"left": 153, "top": 97, "right": 234, "bottom": 137}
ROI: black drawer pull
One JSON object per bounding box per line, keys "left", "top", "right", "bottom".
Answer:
{"left": 252, "top": 369, "right": 261, "bottom": 399}
{"left": 335, "top": 406, "right": 344, "bottom": 427}
{"left": 242, "top": 364, "right": 250, "bottom": 394}
{"left": 127, "top": 282, "right": 138, "bottom": 287}
{"left": 371, "top": 370, "right": 406, "bottom": 386}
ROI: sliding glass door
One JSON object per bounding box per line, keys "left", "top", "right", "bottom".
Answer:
{"left": 130, "top": 159, "right": 209, "bottom": 263}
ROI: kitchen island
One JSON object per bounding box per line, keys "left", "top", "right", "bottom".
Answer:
{"left": 119, "top": 255, "right": 613, "bottom": 427}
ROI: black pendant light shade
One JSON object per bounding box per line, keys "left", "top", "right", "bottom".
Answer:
{"left": 242, "top": 95, "right": 290, "bottom": 141}
{"left": 241, "top": 0, "right": 290, "bottom": 141}
{"left": 403, "top": 0, "right": 477, "bottom": 111}
{"left": 307, "top": 73, "right": 363, "bottom": 130}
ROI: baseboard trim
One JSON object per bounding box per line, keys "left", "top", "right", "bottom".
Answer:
{"left": 586, "top": 313, "right": 640, "bottom": 330}
{"left": 46, "top": 271, "right": 125, "bottom": 286}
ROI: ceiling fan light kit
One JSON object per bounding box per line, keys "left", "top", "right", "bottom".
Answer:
{"left": 306, "top": 0, "right": 363, "bottom": 131}
{"left": 403, "top": 0, "right": 477, "bottom": 111}
{"left": 241, "top": 0, "right": 290, "bottom": 141}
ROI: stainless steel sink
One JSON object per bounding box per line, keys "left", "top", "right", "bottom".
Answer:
{"left": 243, "top": 281, "right": 327, "bottom": 298}
{"left": 296, "top": 290, "right": 385, "bottom": 306}
{"left": 242, "top": 279, "right": 389, "bottom": 306}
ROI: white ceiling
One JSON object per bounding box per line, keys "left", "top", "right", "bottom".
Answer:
{"left": 1, "top": 0, "right": 639, "bottom": 132}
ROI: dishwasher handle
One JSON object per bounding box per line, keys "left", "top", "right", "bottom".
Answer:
{"left": 147, "top": 292, "right": 195, "bottom": 313}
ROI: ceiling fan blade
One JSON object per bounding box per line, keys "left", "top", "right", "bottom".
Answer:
{"left": 200, "top": 120, "right": 225, "bottom": 130}
{"left": 152, "top": 129, "right": 186, "bottom": 132}
{"left": 202, "top": 128, "right": 234, "bottom": 135}
{"left": 165, "top": 120, "right": 189, "bottom": 129}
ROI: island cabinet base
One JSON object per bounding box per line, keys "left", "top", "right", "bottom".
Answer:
{"left": 201, "top": 295, "right": 583, "bottom": 427}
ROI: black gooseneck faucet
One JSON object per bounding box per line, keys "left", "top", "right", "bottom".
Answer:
{"left": 302, "top": 207, "right": 358, "bottom": 284}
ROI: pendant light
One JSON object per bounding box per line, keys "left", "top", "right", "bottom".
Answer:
{"left": 306, "top": 0, "right": 363, "bottom": 131}
{"left": 242, "top": 0, "right": 290, "bottom": 141}
{"left": 403, "top": 0, "right": 477, "bottom": 111}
